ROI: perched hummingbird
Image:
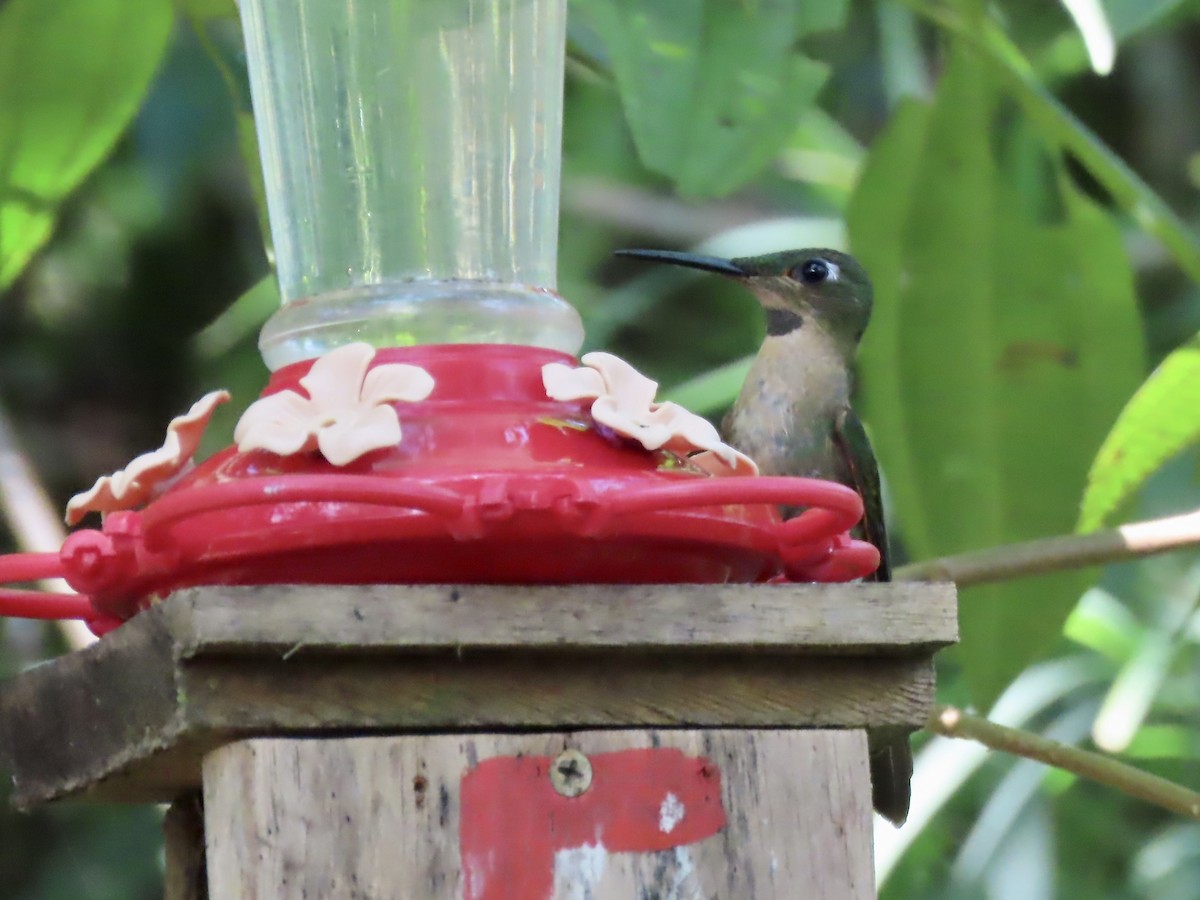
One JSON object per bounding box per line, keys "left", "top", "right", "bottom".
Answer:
{"left": 615, "top": 247, "right": 910, "bottom": 826}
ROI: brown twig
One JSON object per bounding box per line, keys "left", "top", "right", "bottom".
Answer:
{"left": 928, "top": 704, "right": 1200, "bottom": 819}
{"left": 895, "top": 510, "right": 1200, "bottom": 587}
{"left": 0, "top": 404, "right": 94, "bottom": 650}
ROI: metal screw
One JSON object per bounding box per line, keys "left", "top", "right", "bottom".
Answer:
{"left": 550, "top": 749, "right": 592, "bottom": 798}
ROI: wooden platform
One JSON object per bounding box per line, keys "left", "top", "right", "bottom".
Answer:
{"left": 0, "top": 582, "right": 956, "bottom": 808}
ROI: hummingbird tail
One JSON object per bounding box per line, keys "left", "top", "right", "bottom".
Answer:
{"left": 870, "top": 737, "right": 913, "bottom": 827}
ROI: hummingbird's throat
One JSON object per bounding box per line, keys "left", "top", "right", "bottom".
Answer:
{"left": 765, "top": 308, "right": 804, "bottom": 336}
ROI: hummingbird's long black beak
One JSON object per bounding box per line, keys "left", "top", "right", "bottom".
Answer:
{"left": 614, "top": 248, "right": 748, "bottom": 278}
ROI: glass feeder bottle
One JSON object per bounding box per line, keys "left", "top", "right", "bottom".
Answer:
{"left": 237, "top": 0, "right": 585, "bottom": 369}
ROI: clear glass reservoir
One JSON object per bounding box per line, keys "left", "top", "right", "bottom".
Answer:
{"left": 237, "top": 0, "right": 583, "bottom": 369}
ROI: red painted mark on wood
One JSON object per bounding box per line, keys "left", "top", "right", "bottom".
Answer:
{"left": 460, "top": 748, "right": 725, "bottom": 900}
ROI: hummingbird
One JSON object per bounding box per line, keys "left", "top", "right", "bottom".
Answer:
{"left": 615, "top": 247, "right": 910, "bottom": 826}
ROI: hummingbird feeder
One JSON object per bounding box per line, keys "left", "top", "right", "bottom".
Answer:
{"left": 0, "top": 0, "right": 880, "bottom": 635}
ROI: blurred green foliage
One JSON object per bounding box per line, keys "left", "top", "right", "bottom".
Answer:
{"left": 0, "top": 0, "right": 173, "bottom": 286}
{"left": 1, "top": 0, "right": 1199, "bottom": 896}
{"left": 573, "top": 0, "right": 848, "bottom": 196}
{"left": 1080, "top": 334, "right": 1200, "bottom": 532}
{"left": 850, "top": 44, "right": 1143, "bottom": 704}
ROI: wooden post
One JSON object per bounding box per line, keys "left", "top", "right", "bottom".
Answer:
{"left": 0, "top": 583, "right": 956, "bottom": 897}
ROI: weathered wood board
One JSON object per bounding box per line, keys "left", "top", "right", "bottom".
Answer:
{"left": 204, "top": 730, "right": 875, "bottom": 900}
{"left": 0, "top": 582, "right": 956, "bottom": 807}
{"left": 168, "top": 582, "right": 956, "bottom": 654}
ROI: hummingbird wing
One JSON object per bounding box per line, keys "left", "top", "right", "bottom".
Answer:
{"left": 834, "top": 406, "right": 911, "bottom": 825}
{"left": 833, "top": 406, "right": 891, "bottom": 582}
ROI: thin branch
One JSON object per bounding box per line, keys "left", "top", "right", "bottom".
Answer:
{"left": 895, "top": 509, "right": 1200, "bottom": 587}
{"left": 928, "top": 704, "right": 1200, "bottom": 820}
{"left": 0, "top": 404, "right": 94, "bottom": 650}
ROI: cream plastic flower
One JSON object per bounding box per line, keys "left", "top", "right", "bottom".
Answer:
{"left": 543, "top": 352, "right": 757, "bottom": 476}
{"left": 234, "top": 343, "right": 434, "bottom": 466}
{"left": 65, "top": 390, "right": 230, "bottom": 524}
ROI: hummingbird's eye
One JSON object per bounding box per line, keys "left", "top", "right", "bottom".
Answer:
{"left": 791, "top": 258, "right": 836, "bottom": 285}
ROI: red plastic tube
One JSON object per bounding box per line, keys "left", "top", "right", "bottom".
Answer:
{"left": 0, "top": 588, "right": 95, "bottom": 621}
{"left": 0, "top": 551, "right": 64, "bottom": 584}
{"left": 141, "top": 474, "right": 466, "bottom": 539}
{"left": 0, "top": 551, "right": 96, "bottom": 621}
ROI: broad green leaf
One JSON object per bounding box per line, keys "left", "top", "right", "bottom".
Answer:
{"left": 1063, "top": 587, "right": 1142, "bottom": 662}
{"left": 848, "top": 46, "right": 1144, "bottom": 705}
{"left": 194, "top": 275, "right": 279, "bottom": 359}
{"left": 877, "top": 4, "right": 931, "bottom": 106}
{"left": 1078, "top": 334, "right": 1200, "bottom": 531}
{"left": 195, "top": 276, "right": 279, "bottom": 457}
{"left": 198, "top": 338, "right": 272, "bottom": 459}
{"left": 1123, "top": 725, "right": 1200, "bottom": 759}
{"left": 236, "top": 111, "right": 273, "bottom": 261}
{"left": 0, "top": 0, "right": 173, "bottom": 287}
{"left": 1091, "top": 630, "right": 1175, "bottom": 752}
{"left": 185, "top": 13, "right": 273, "bottom": 259}
{"left": 176, "top": 0, "right": 237, "bottom": 18}
{"left": 572, "top": 0, "right": 847, "bottom": 197}
{"left": 907, "top": 5, "right": 1200, "bottom": 285}
{"left": 776, "top": 107, "right": 864, "bottom": 204}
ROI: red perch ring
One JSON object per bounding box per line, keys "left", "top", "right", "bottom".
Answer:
{"left": 0, "top": 345, "right": 880, "bottom": 629}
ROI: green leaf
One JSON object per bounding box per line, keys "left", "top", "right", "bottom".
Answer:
{"left": 1091, "top": 630, "right": 1176, "bottom": 752}
{"left": 573, "top": 0, "right": 847, "bottom": 197}
{"left": 194, "top": 275, "right": 279, "bottom": 359}
{"left": 901, "top": 1, "right": 1200, "bottom": 286}
{"left": 184, "top": 11, "right": 273, "bottom": 259}
{"left": 236, "top": 111, "right": 273, "bottom": 261}
{"left": 1078, "top": 334, "right": 1200, "bottom": 531}
{"left": 1063, "top": 587, "right": 1142, "bottom": 662}
{"left": 175, "top": 0, "right": 237, "bottom": 18}
{"left": 776, "top": 107, "right": 864, "bottom": 203}
{"left": 1123, "top": 725, "right": 1200, "bottom": 759}
{"left": 848, "top": 46, "right": 1144, "bottom": 705}
{"left": 0, "top": 0, "right": 173, "bottom": 287}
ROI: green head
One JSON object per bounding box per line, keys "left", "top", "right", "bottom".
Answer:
{"left": 616, "top": 247, "right": 874, "bottom": 352}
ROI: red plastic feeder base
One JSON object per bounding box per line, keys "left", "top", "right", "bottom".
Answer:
{"left": 1, "top": 345, "right": 880, "bottom": 631}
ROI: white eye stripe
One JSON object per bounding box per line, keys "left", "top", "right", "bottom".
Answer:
{"left": 789, "top": 257, "right": 843, "bottom": 285}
